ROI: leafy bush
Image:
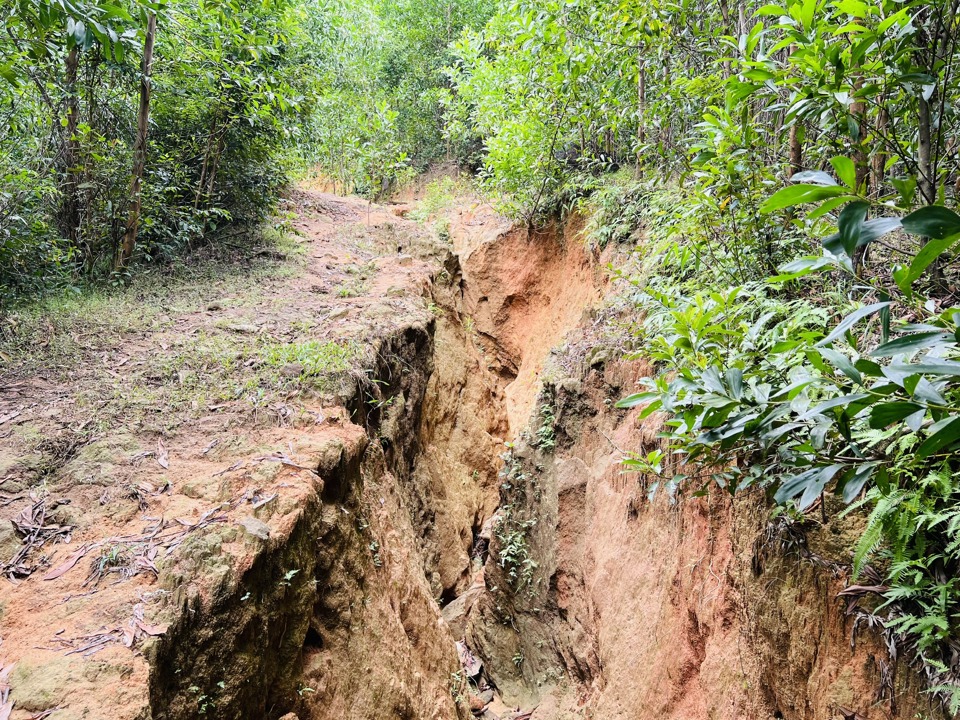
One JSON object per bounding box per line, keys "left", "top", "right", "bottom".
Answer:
{"left": 618, "top": 166, "right": 960, "bottom": 703}
{"left": 495, "top": 449, "right": 540, "bottom": 593}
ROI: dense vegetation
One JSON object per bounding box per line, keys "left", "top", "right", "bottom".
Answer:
{"left": 8, "top": 0, "right": 960, "bottom": 709}
{"left": 438, "top": 0, "right": 960, "bottom": 708}
{"left": 0, "top": 0, "right": 493, "bottom": 303}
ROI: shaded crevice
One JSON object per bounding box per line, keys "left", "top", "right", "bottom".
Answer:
{"left": 146, "top": 218, "right": 605, "bottom": 720}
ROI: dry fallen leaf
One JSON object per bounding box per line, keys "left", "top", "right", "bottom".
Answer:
{"left": 0, "top": 412, "right": 21, "bottom": 426}
{"left": 29, "top": 708, "right": 59, "bottom": 719}
{"left": 135, "top": 620, "right": 168, "bottom": 637}
{"left": 0, "top": 660, "right": 15, "bottom": 689}
{"left": 43, "top": 545, "right": 90, "bottom": 581}
{"left": 156, "top": 438, "right": 169, "bottom": 470}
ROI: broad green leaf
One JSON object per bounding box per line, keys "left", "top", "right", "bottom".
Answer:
{"left": 799, "top": 393, "right": 871, "bottom": 419}
{"left": 916, "top": 416, "right": 960, "bottom": 460}
{"left": 0, "top": 64, "right": 18, "bottom": 86}
{"left": 888, "top": 361, "right": 960, "bottom": 377}
{"left": 808, "top": 196, "right": 850, "bottom": 220}
{"left": 839, "top": 463, "right": 877, "bottom": 503}
{"left": 857, "top": 217, "right": 903, "bottom": 245}
{"left": 775, "top": 464, "right": 844, "bottom": 509}
{"left": 870, "top": 331, "right": 952, "bottom": 358}
{"left": 823, "top": 216, "right": 903, "bottom": 257}
{"left": 791, "top": 170, "right": 838, "bottom": 186}
{"left": 819, "top": 347, "right": 861, "bottom": 383}
{"left": 768, "top": 255, "right": 833, "bottom": 283}
{"left": 901, "top": 206, "right": 960, "bottom": 239}
{"left": 869, "top": 402, "right": 925, "bottom": 429}
{"left": 899, "top": 233, "right": 960, "bottom": 290}
{"left": 615, "top": 391, "right": 658, "bottom": 409}
{"left": 835, "top": 201, "right": 868, "bottom": 257}
{"left": 830, "top": 156, "right": 857, "bottom": 189}
{"left": 761, "top": 184, "right": 849, "bottom": 213}
{"left": 755, "top": 3, "right": 787, "bottom": 15}
{"left": 638, "top": 399, "right": 663, "bottom": 420}
{"left": 725, "top": 368, "right": 743, "bottom": 400}
{"left": 854, "top": 358, "right": 884, "bottom": 376}
{"left": 891, "top": 177, "right": 917, "bottom": 207}
{"left": 817, "top": 302, "right": 891, "bottom": 347}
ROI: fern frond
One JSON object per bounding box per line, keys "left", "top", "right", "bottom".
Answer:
{"left": 853, "top": 490, "right": 906, "bottom": 578}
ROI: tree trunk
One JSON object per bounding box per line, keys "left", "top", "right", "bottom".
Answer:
{"left": 117, "top": 13, "right": 157, "bottom": 271}
{"left": 918, "top": 93, "right": 935, "bottom": 204}
{"left": 637, "top": 57, "right": 646, "bottom": 162}
{"left": 871, "top": 104, "right": 889, "bottom": 198}
{"left": 787, "top": 46, "right": 802, "bottom": 177}
{"left": 718, "top": 0, "right": 732, "bottom": 77}
{"left": 788, "top": 123, "right": 802, "bottom": 177}
{"left": 62, "top": 46, "right": 81, "bottom": 249}
{"left": 851, "top": 78, "right": 869, "bottom": 193}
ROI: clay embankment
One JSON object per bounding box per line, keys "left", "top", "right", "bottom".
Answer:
{"left": 0, "top": 190, "right": 935, "bottom": 720}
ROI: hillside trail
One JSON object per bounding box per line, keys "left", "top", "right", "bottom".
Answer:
{"left": 0, "top": 183, "right": 924, "bottom": 720}
{"left": 0, "top": 187, "right": 468, "bottom": 718}
{"left": 0, "top": 172, "right": 613, "bottom": 719}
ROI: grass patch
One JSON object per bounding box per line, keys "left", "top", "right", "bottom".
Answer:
{"left": 408, "top": 176, "right": 470, "bottom": 223}
{"left": 0, "top": 228, "right": 304, "bottom": 376}
{"left": 69, "top": 333, "right": 359, "bottom": 435}
{"left": 261, "top": 339, "right": 357, "bottom": 381}
{"left": 0, "top": 224, "right": 361, "bottom": 435}
{"left": 334, "top": 262, "right": 375, "bottom": 298}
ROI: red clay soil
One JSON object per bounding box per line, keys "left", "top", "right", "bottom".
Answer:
{"left": 0, "top": 182, "right": 939, "bottom": 720}
{"left": 0, "top": 191, "right": 454, "bottom": 720}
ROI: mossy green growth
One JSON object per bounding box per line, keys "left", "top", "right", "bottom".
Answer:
{"left": 261, "top": 340, "right": 357, "bottom": 382}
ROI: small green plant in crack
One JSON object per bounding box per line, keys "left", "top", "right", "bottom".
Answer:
{"left": 495, "top": 507, "right": 538, "bottom": 592}
{"left": 532, "top": 401, "right": 557, "bottom": 451}
{"left": 495, "top": 450, "right": 541, "bottom": 593}
{"left": 512, "top": 650, "right": 525, "bottom": 669}
{"left": 434, "top": 217, "right": 452, "bottom": 243}
{"left": 188, "top": 682, "right": 223, "bottom": 715}
{"left": 367, "top": 394, "right": 396, "bottom": 411}
{"left": 261, "top": 340, "right": 356, "bottom": 383}
{"left": 369, "top": 541, "right": 382, "bottom": 568}
{"left": 87, "top": 544, "right": 136, "bottom": 585}
{"left": 449, "top": 671, "right": 466, "bottom": 705}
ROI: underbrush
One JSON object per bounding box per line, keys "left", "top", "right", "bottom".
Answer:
{"left": 408, "top": 175, "right": 475, "bottom": 243}
{"left": 576, "top": 169, "right": 960, "bottom": 710}
{"left": 0, "top": 224, "right": 360, "bottom": 434}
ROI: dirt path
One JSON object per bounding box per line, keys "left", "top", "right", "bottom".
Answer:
{"left": 0, "top": 189, "right": 454, "bottom": 719}
{"left": 0, "top": 177, "right": 621, "bottom": 720}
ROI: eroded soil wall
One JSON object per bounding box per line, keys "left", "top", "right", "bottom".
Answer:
{"left": 143, "top": 204, "right": 937, "bottom": 720}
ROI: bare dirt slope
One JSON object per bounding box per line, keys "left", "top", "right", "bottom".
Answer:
{"left": 0, "top": 182, "right": 939, "bottom": 720}
{"left": 0, "top": 190, "right": 473, "bottom": 720}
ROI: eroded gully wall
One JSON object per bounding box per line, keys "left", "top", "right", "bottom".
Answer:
{"left": 148, "top": 208, "right": 937, "bottom": 720}
{"left": 436, "top": 209, "right": 940, "bottom": 720}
